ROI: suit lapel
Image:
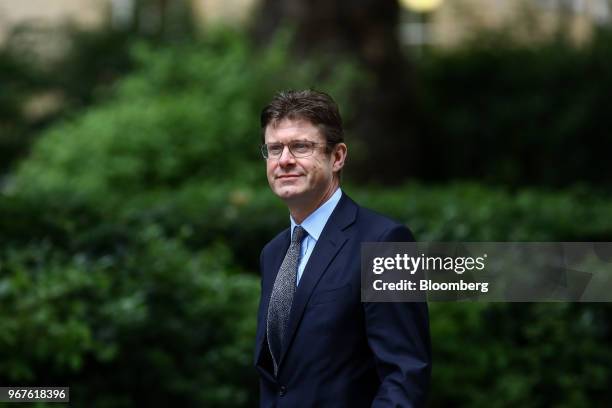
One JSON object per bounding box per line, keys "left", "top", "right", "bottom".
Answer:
{"left": 278, "top": 193, "right": 358, "bottom": 367}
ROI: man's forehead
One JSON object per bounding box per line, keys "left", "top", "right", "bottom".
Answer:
{"left": 265, "top": 118, "right": 323, "bottom": 140}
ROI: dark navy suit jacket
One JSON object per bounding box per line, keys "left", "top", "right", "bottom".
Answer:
{"left": 254, "top": 193, "right": 431, "bottom": 407}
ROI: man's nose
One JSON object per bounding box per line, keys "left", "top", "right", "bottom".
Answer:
{"left": 278, "top": 145, "right": 295, "bottom": 166}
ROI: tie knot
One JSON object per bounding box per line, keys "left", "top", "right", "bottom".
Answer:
{"left": 292, "top": 226, "right": 306, "bottom": 243}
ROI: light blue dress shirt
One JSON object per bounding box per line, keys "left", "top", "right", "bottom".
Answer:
{"left": 290, "top": 187, "right": 342, "bottom": 285}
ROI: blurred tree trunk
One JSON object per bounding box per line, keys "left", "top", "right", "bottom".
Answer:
{"left": 251, "top": 0, "right": 422, "bottom": 183}
{"left": 131, "top": 0, "right": 195, "bottom": 40}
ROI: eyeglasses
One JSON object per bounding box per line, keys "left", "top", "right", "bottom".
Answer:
{"left": 260, "top": 140, "right": 331, "bottom": 159}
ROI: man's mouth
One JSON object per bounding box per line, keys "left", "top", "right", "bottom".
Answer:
{"left": 277, "top": 174, "right": 301, "bottom": 179}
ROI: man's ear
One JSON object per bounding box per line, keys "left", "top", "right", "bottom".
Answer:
{"left": 332, "top": 143, "right": 347, "bottom": 172}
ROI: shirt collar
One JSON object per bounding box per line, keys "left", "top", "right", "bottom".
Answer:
{"left": 290, "top": 187, "right": 342, "bottom": 241}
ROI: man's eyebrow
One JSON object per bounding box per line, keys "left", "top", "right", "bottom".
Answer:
{"left": 267, "top": 139, "right": 316, "bottom": 144}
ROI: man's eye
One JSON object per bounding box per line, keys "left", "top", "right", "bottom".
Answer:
{"left": 268, "top": 145, "right": 283, "bottom": 154}
{"left": 292, "top": 142, "right": 310, "bottom": 152}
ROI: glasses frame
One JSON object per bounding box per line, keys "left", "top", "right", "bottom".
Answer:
{"left": 260, "top": 140, "right": 335, "bottom": 160}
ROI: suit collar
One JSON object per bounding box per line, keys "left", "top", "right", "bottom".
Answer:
{"left": 328, "top": 191, "right": 358, "bottom": 231}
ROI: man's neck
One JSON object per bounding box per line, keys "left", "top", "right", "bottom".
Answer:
{"left": 288, "top": 182, "right": 339, "bottom": 224}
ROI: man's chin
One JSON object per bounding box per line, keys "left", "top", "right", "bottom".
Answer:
{"left": 274, "top": 187, "right": 304, "bottom": 201}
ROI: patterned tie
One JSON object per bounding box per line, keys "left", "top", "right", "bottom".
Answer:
{"left": 267, "top": 225, "right": 306, "bottom": 376}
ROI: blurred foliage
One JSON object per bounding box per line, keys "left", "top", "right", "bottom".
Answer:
{"left": 415, "top": 27, "right": 612, "bottom": 188}
{"left": 1, "top": 229, "right": 259, "bottom": 408}
{"left": 2, "top": 23, "right": 612, "bottom": 408}
{"left": 9, "top": 28, "right": 362, "bottom": 203}
{"left": 4, "top": 21, "right": 612, "bottom": 189}
{"left": 0, "top": 25, "right": 136, "bottom": 175}
{"left": 352, "top": 183, "right": 612, "bottom": 242}
{"left": 1, "top": 0, "right": 197, "bottom": 176}
{"left": 428, "top": 302, "right": 612, "bottom": 407}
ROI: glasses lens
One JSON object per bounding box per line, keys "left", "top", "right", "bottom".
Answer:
{"left": 262, "top": 142, "right": 318, "bottom": 159}
{"left": 267, "top": 144, "right": 283, "bottom": 158}
{"left": 290, "top": 141, "right": 313, "bottom": 157}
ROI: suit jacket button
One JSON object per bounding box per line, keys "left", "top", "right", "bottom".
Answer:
{"left": 278, "top": 385, "right": 287, "bottom": 396}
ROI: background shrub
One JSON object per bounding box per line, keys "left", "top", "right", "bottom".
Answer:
{"left": 413, "top": 28, "right": 612, "bottom": 188}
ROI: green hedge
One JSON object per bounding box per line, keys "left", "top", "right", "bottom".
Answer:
{"left": 4, "top": 181, "right": 612, "bottom": 273}
{"left": 414, "top": 28, "right": 612, "bottom": 187}
{"left": 0, "top": 229, "right": 259, "bottom": 408}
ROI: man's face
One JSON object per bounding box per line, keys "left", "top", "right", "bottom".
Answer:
{"left": 264, "top": 118, "right": 345, "bottom": 208}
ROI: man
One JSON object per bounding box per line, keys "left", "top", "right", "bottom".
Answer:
{"left": 254, "top": 90, "right": 431, "bottom": 407}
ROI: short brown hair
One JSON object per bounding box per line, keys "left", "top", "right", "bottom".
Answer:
{"left": 260, "top": 89, "right": 344, "bottom": 147}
